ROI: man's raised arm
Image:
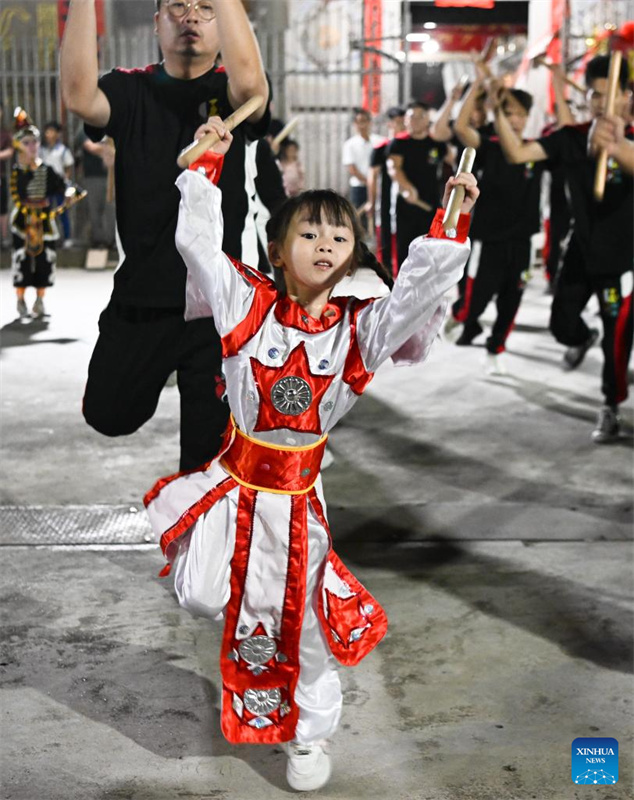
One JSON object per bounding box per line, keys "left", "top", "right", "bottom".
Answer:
{"left": 60, "top": 0, "right": 111, "bottom": 128}
{"left": 491, "top": 85, "right": 548, "bottom": 165}
{"left": 216, "top": 0, "right": 270, "bottom": 122}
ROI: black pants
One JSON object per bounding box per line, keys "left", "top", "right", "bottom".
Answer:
{"left": 395, "top": 203, "right": 434, "bottom": 271}
{"left": 12, "top": 235, "right": 56, "bottom": 288}
{"left": 83, "top": 302, "right": 230, "bottom": 471}
{"left": 461, "top": 239, "right": 531, "bottom": 353}
{"left": 550, "top": 238, "right": 633, "bottom": 406}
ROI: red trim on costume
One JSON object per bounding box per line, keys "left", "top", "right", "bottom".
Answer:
{"left": 158, "top": 477, "right": 237, "bottom": 568}
{"left": 614, "top": 289, "right": 632, "bottom": 405}
{"left": 221, "top": 261, "right": 278, "bottom": 358}
{"left": 428, "top": 208, "right": 471, "bottom": 244}
{"left": 308, "top": 490, "right": 388, "bottom": 665}
{"left": 143, "top": 421, "right": 235, "bottom": 507}
{"left": 274, "top": 295, "right": 347, "bottom": 332}
{"left": 342, "top": 298, "right": 375, "bottom": 394}
{"left": 220, "top": 489, "right": 308, "bottom": 744}
{"left": 189, "top": 150, "right": 225, "bottom": 184}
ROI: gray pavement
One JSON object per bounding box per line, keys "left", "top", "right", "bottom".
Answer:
{"left": 0, "top": 265, "right": 632, "bottom": 800}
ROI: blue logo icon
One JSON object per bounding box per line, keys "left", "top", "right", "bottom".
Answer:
{"left": 572, "top": 737, "right": 618, "bottom": 784}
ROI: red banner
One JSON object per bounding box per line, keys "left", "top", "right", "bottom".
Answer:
{"left": 58, "top": 0, "right": 105, "bottom": 39}
{"left": 408, "top": 23, "right": 526, "bottom": 54}
{"left": 362, "top": 0, "right": 382, "bottom": 115}
{"left": 434, "top": 0, "right": 495, "bottom": 8}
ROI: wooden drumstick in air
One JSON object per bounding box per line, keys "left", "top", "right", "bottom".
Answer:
{"left": 593, "top": 50, "right": 623, "bottom": 202}
{"left": 271, "top": 117, "right": 300, "bottom": 149}
{"left": 177, "top": 95, "right": 264, "bottom": 169}
{"left": 442, "top": 146, "right": 476, "bottom": 238}
{"left": 533, "top": 55, "right": 586, "bottom": 94}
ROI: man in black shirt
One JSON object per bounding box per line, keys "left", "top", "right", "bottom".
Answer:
{"left": 495, "top": 55, "right": 633, "bottom": 443}
{"left": 60, "top": 0, "right": 270, "bottom": 470}
{"left": 387, "top": 101, "right": 448, "bottom": 270}
{"left": 451, "top": 84, "right": 546, "bottom": 371}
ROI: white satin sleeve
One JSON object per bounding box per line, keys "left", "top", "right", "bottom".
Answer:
{"left": 357, "top": 235, "right": 470, "bottom": 371}
{"left": 175, "top": 169, "right": 255, "bottom": 335}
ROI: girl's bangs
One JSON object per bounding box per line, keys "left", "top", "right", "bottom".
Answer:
{"left": 297, "top": 193, "right": 354, "bottom": 230}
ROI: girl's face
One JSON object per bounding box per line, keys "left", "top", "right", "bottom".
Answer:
{"left": 269, "top": 208, "right": 355, "bottom": 299}
{"left": 284, "top": 144, "right": 299, "bottom": 161}
{"left": 19, "top": 137, "right": 39, "bottom": 162}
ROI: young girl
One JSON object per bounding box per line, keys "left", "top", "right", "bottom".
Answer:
{"left": 144, "top": 118, "right": 478, "bottom": 792}
{"left": 10, "top": 109, "right": 84, "bottom": 319}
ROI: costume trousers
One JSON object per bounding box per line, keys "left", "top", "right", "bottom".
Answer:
{"left": 172, "top": 500, "right": 343, "bottom": 745}
{"left": 83, "top": 302, "right": 229, "bottom": 470}
{"left": 11, "top": 237, "right": 57, "bottom": 288}
{"left": 460, "top": 239, "right": 531, "bottom": 353}
{"left": 395, "top": 204, "right": 434, "bottom": 271}
{"left": 550, "top": 239, "right": 632, "bottom": 405}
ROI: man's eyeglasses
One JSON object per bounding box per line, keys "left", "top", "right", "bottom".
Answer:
{"left": 165, "top": 1, "right": 216, "bottom": 22}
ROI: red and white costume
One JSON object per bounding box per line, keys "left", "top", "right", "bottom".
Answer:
{"left": 144, "top": 153, "right": 471, "bottom": 747}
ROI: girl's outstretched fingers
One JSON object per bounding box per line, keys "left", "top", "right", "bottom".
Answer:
{"left": 442, "top": 173, "right": 479, "bottom": 215}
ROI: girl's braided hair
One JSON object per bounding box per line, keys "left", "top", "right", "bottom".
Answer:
{"left": 265, "top": 189, "right": 393, "bottom": 292}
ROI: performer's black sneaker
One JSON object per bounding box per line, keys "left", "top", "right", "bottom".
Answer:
{"left": 592, "top": 406, "right": 621, "bottom": 444}
{"left": 563, "top": 328, "right": 599, "bottom": 370}
{"left": 455, "top": 321, "right": 483, "bottom": 346}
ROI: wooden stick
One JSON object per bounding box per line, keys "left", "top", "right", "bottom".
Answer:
{"left": 533, "top": 56, "right": 586, "bottom": 94}
{"left": 176, "top": 95, "right": 264, "bottom": 169}
{"left": 442, "top": 146, "right": 476, "bottom": 238}
{"left": 271, "top": 117, "right": 300, "bottom": 148}
{"left": 594, "top": 50, "right": 623, "bottom": 202}
{"left": 105, "top": 137, "right": 115, "bottom": 204}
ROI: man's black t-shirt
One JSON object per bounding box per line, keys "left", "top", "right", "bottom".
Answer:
{"left": 470, "top": 136, "right": 546, "bottom": 242}
{"left": 538, "top": 122, "right": 633, "bottom": 276}
{"left": 87, "top": 63, "right": 270, "bottom": 307}
{"left": 386, "top": 135, "right": 447, "bottom": 211}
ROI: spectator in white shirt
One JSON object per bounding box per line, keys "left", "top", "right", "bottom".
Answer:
{"left": 342, "top": 108, "right": 382, "bottom": 214}
{"left": 40, "top": 121, "right": 74, "bottom": 242}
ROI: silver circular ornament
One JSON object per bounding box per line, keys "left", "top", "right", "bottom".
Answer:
{"left": 238, "top": 635, "right": 277, "bottom": 666}
{"left": 243, "top": 688, "right": 282, "bottom": 716}
{"left": 271, "top": 376, "right": 312, "bottom": 416}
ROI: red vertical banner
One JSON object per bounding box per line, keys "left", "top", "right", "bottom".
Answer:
{"left": 362, "top": 0, "right": 382, "bottom": 115}
{"left": 58, "top": 0, "right": 105, "bottom": 39}
{"left": 547, "top": 0, "right": 568, "bottom": 113}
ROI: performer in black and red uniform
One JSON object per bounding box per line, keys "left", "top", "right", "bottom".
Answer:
{"left": 10, "top": 108, "right": 85, "bottom": 320}
{"left": 450, "top": 83, "right": 547, "bottom": 374}
{"left": 495, "top": 55, "right": 633, "bottom": 443}
{"left": 386, "top": 102, "right": 449, "bottom": 271}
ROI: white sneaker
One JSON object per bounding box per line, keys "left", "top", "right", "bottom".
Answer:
{"left": 285, "top": 740, "right": 332, "bottom": 792}
{"left": 32, "top": 297, "right": 46, "bottom": 318}
{"left": 485, "top": 353, "right": 507, "bottom": 376}
{"left": 17, "top": 298, "right": 28, "bottom": 318}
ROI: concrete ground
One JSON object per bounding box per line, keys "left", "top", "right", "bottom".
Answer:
{"left": 0, "top": 263, "right": 632, "bottom": 800}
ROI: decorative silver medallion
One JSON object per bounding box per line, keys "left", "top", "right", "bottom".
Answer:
{"left": 243, "top": 688, "right": 282, "bottom": 716}
{"left": 238, "top": 635, "right": 277, "bottom": 666}
{"left": 271, "top": 376, "right": 312, "bottom": 416}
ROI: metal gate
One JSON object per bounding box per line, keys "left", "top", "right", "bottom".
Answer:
{"left": 1, "top": 1, "right": 402, "bottom": 206}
